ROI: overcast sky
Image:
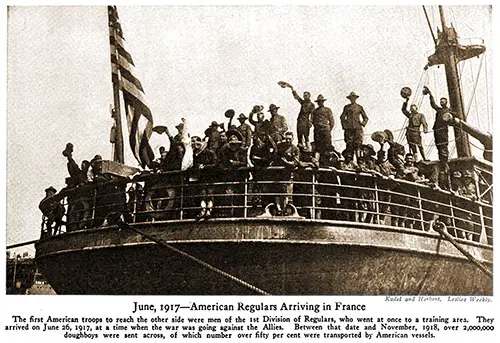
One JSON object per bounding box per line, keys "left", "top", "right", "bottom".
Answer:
{"left": 6, "top": 4, "right": 492, "bottom": 251}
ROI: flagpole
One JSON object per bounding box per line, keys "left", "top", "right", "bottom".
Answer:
{"left": 109, "top": 7, "right": 125, "bottom": 164}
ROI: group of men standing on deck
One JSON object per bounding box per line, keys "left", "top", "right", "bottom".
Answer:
{"left": 144, "top": 82, "right": 455, "bottom": 183}
{"left": 287, "top": 83, "right": 450, "bottom": 167}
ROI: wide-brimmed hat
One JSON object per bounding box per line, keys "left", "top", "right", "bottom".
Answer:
{"left": 252, "top": 105, "right": 264, "bottom": 113}
{"left": 315, "top": 94, "right": 327, "bottom": 102}
{"left": 371, "top": 131, "right": 388, "bottom": 144}
{"left": 363, "top": 144, "right": 376, "bottom": 156}
{"left": 228, "top": 135, "right": 242, "bottom": 145}
{"left": 384, "top": 129, "right": 394, "bottom": 142}
{"left": 45, "top": 186, "right": 57, "bottom": 194}
{"left": 268, "top": 104, "right": 280, "bottom": 112}
{"left": 152, "top": 125, "right": 169, "bottom": 135}
{"left": 92, "top": 155, "right": 103, "bottom": 163}
{"left": 224, "top": 109, "right": 235, "bottom": 118}
{"left": 238, "top": 113, "right": 248, "bottom": 120}
{"left": 226, "top": 129, "right": 243, "bottom": 141}
{"left": 346, "top": 91, "right": 359, "bottom": 100}
{"left": 62, "top": 142, "right": 74, "bottom": 157}
{"left": 210, "top": 121, "right": 219, "bottom": 127}
{"left": 175, "top": 122, "right": 184, "bottom": 130}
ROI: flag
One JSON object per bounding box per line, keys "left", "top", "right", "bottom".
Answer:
{"left": 108, "top": 6, "right": 154, "bottom": 168}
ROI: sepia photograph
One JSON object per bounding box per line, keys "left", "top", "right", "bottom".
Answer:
{"left": 6, "top": 4, "right": 492, "bottom": 298}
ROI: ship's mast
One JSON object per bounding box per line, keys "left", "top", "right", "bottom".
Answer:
{"left": 426, "top": 6, "right": 486, "bottom": 159}
{"left": 437, "top": 6, "right": 470, "bottom": 158}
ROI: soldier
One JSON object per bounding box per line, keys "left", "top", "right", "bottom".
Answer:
{"left": 192, "top": 136, "right": 217, "bottom": 169}
{"left": 397, "top": 153, "right": 423, "bottom": 229}
{"left": 375, "top": 149, "right": 395, "bottom": 225}
{"left": 402, "top": 98, "right": 429, "bottom": 161}
{"left": 385, "top": 129, "right": 405, "bottom": 173}
{"left": 152, "top": 146, "right": 168, "bottom": 171}
{"left": 218, "top": 134, "right": 248, "bottom": 169}
{"left": 191, "top": 136, "right": 217, "bottom": 220}
{"left": 205, "top": 121, "right": 223, "bottom": 152}
{"left": 311, "top": 94, "right": 335, "bottom": 158}
{"left": 423, "top": 86, "right": 451, "bottom": 163}
{"left": 457, "top": 170, "right": 479, "bottom": 241}
{"left": 39, "top": 186, "right": 65, "bottom": 237}
{"left": 249, "top": 106, "right": 270, "bottom": 141}
{"left": 298, "top": 144, "right": 319, "bottom": 169}
{"left": 276, "top": 131, "right": 300, "bottom": 168}
{"left": 356, "top": 144, "right": 378, "bottom": 223}
{"left": 250, "top": 135, "right": 274, "bottom": 168}
{"left": 271, "top": 131, "right": 299, "bottom": 215}
{"left": 268, "top": 104, "right": 288, "bottom": 144}
{"left": 357, "top": 144, "right": 378, "bottom": 173}
{"left": 235, "top": 113, "right": 253, "bottom": 148}
{"left": 340, "top": 91, "right": 369, "bottom": 161}
{"left": 163, "top": 126, "right": 186, "bottom": 171}
{"left": 291, "top": 88, "right": 315, "bottom": 149}
{"left": 62, "top": 142, "right": 87, "bottom": 187}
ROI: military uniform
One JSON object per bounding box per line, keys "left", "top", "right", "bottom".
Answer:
{"left": 269, "top": 114, "right": 288, "bottom": 143}
{"left": 402, "top": 100, "right": 428, "bottom": 160}
{"left": 429, "top": 94, "right": 450, "bottom": 162}
{"left": 249, "top": 113, "right": 270, "bottom": 140}
{"left": 340, "top": 102, "right": 368, "bottom": 158}
{"left": 218, "top": 144, "right": 248, "bottom": 169}
{"left": 292, "top": 90, "right": 315, "bottom": 146}
{"left": 237, "top": 123, "right": 253, "bottom": 148}
{"left": 311, "top": 106, "right": 334, "bottom": 153}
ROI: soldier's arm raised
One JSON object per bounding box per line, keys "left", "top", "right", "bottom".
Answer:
{"left": 401, "top": 99, "right": 410, "bottom": 118}
{"left": 292, "top": 89, "right": 303, "bottom": 104}
{"left": 249, "top": 112, "right": 257, "bottom": 126}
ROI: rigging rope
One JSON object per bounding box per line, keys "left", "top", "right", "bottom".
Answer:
{"left": 118, "top": 219, "right": 271, "bottom": 295}
{"left": 465, "top": 53, "right": 484, "bottom": 122}
{"left": 432, "top": 221, "right": 492, "bottom": 279}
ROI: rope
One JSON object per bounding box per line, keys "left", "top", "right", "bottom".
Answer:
{"left": 117, "top": 219, "right": 271, "bottom": 295}
{"left": 466, "top": 53, "right": 484, "bottom": 122}
{"left": 432, "top": 221, "right": 492, "bottom": 279}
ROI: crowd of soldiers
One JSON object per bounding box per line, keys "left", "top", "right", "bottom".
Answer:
{"left": 40, "top": 85, "right": 481, "bottom": 240}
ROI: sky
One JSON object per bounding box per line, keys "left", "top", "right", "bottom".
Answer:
{"left": 5, "top": 4, "right": 493, "bottom": 252}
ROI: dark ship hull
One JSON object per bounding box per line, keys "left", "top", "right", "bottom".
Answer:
{"left": 35, "top": 218, "right": 492, "bottom": 295}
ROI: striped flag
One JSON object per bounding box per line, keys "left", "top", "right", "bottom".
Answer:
{"left": 108, "top": 6, "right": 154, "bottom": 168}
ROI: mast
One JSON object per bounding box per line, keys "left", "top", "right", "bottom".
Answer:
{"left": 438, "top": 6, "right": 470, "bottom": 158}
{"left": 426, "top": 6, "right": 486, "bottom": 158}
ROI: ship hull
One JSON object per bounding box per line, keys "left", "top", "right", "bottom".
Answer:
{"left": 35, "top": 219, "right": 492, "bottom": 295}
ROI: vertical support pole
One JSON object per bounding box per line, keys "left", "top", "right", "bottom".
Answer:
{"left": 311, "top": 172, "right": 316, "bottom": 220}
{"left": 374, "top": 178, "right": 380, "bottom": 224}
{"left": 449, "top": 196, "right": 457, "bottom": 237}
{"left": 244, "top": 175, "right": 248, "bottom": 219}
{"left": 417, "top": 188, "right": 424, "bottom": 230}
{"left": 132, "top": 183, "right": 137, "bottom": 224}
{"left": 91, "top": 188, "right": 97, "bottom": 228}
{"left": 180, "top": 176, "right": 184, "bottom": 221}
{"left": 12, "top": 255, "right": 18, "bottom": 288}
{"left": 473, "top": 167, "right": 487, "bottom": 244}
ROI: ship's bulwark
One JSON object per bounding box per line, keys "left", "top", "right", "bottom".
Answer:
{"left": 35, "top": 220, "right": 492, "bottom": 295}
